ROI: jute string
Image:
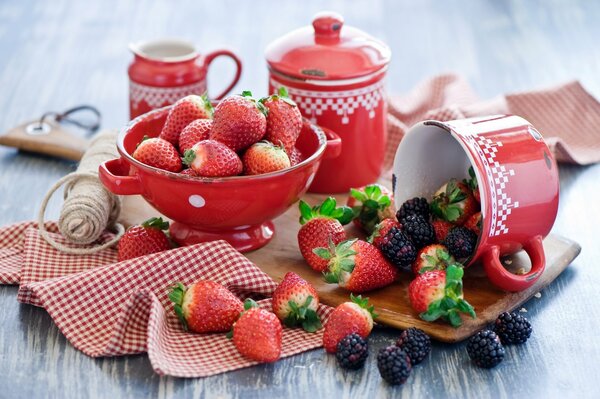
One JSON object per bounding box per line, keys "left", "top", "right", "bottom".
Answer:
{"left": 38, "top": 130, "right": 125, "bottom": 254}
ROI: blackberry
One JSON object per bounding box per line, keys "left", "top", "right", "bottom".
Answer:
{"left": 467, "top": 330, "right": 505, "bottom": 368}
{"left": 396, "top": 197, "right": 430, "bottom": 222}
{"left": 444, "top": 226, "right": 477, "bottom": 260}
{"left": 395, "top": 327, "right": 431, "bottom": 365}
{"left": 402, "top": 214, "right": 436, "bottom": 249}
{"left": 377, "top": 345, "right": 412, "bottom": 385}
{"left": 335, "top": 333, "right": 369, "bottom": 370}
{"left": 494, "top": 312, "right": 532, "bottom": 344}
{"left": 380, "top": 227, "right": 417, "bottom": 270}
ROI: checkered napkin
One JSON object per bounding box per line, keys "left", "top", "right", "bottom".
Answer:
{"left": 0, "top": 221, "right": 332, "bottom": 377}
{"left": 385, "top": 74, "right": 600, "bottom": 168}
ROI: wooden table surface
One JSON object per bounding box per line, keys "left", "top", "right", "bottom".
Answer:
{"left": 0, "top": 1, "right": 598, "bottom": 398}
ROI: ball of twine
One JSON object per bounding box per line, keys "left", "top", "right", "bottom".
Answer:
{"left": 38, "top": 130, "right": 125, "bottom": 254}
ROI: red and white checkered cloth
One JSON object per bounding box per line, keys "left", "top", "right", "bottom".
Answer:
{"left": 0, "top": 221, "right": 332, "bottom": 377}
{"left": 385, "top": 74, "right": 600, "bottom": 168}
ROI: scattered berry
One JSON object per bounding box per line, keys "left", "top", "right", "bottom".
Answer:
{"left": 168, "top": 280, "right": 243, "bottom": 333}
{"left": 431, "top": 179, "right": 478, "bottom": 225}
{"left": 182, "top": 139, "right": 243, "bottom": 177}
{"left": 379, "top": 226, "right": 417, "bottom": 271}
{"left": 412, "top": 244, "right": 455, "bottom": 274}
{"left": 467, "top": 330, "right": 505, "bottom": 368}
{"left": 271, "top": 272, "right": 322, "bottom": 332}
{"left": 494, "top": 312, "right": 532, "bottom": 344}
{"left": 233, "top": 299, "right": 282, "bottom": 363}
{"left": 397, "top": 197, "right": 430, "bottom": 222}
{"left": 444, "top": 226, "right": 478, "bottom": 260}
{"left": 322, "top": 294, "right": 377, "bottom": 353}
{"left": 368, "top": 218, "right": 401, "bottom": 250}
{"left": 242, "top": 141, "right": 291, "bottom": 175}
{"left": 261, "top": 87, "right": 302, "bottom": 154}
{"left": 347, "top": 184, "right": 395, "bottom": 234}
{"left": 377, "top": 345, "right": 412, "bottom": 385}
{"left": 464, "top": 212, "right": 482, "bottom": 236}
{"left": 395, "top": 327, "right": 431, "bottom": 365}
{"left": 432, "top": 220, "right": 453, "bottom": 242}
{"left": 318, "top": 239, "right": 398, "bottom": 293}
{"left": 117, "top": 217, "right": 171, "bottom": 261}
{"left": 402, "top": 214, "right": 436, "bottom": 249}
{"left": 335, "top": 333, "right": 369, "bottom": 370}
{"left": 160, "top": 94, "right": 213, "bottom": 146}
{"left": 132, "top": 137, "right": 182, "bottom": 173}
{"left": 297, "top": 198, "right": 353, "bottom": 272}
{"left": 178, "top": 118, "right": 212, "bottom": 153}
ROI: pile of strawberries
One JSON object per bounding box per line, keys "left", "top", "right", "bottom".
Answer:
{"left": 132, "top": 88, "right": 304, "bottom": 177}
{"left": 297, "top": 168, "right": 482, "bottom": 328}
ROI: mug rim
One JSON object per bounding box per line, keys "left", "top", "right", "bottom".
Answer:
{"left": 129, "top": 38, "right": 198, "bottom": 63}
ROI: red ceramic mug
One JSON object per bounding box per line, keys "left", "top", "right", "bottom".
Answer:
{"left": 128, "top": 39, "right": 242, "bottom": 119}
{"left": 393, "top": 115, "right": 559, "bottom": 291}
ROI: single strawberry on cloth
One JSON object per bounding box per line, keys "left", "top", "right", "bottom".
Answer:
{"left": 0, "top": 221, "right": 333, "bottom": 377}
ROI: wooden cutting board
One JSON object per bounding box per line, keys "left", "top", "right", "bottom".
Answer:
{"left": 120, "top": 192, "right": 581, "bottom": 343}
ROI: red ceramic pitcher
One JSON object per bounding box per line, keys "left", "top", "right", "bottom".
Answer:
{"left": 265, "top": 12, "right": 391, "bottom": 193}
{"left": 128, "top": 39, "right": 242, "bottom": 119}
{"left": 393, "top": 115, "right": 560, "bottom": 291}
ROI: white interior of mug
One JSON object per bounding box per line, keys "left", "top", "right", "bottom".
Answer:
{"left": 130, "top": 39, "right": 197, "bottom": 62}
{"left": 392, "top": 121, "right": 486, "bottom": 221}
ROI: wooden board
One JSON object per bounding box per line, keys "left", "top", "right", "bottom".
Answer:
{"left": 120, "top": 192, "right": 581, "bottom": 343}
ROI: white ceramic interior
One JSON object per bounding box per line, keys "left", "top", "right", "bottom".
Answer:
{"left": 392, "top": 121, "right": 487, "bottom": 221}
{"left": 130, "top": 39, "right": 197, "bottom": 62}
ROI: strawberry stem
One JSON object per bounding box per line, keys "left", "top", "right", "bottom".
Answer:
{"left": 168, "top": 282, "right": 188, "bottom": 331}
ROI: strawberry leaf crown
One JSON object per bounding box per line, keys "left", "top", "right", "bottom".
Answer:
{"left": 226, "top": 298, "right": 259, "bottom": 339}
{"left": 350, "top": 184, "right": 393, "bottom": 233}
{"left": 316, "top": 238, "right": 358, "bottom": 285}
{"left": 168, "top": 282, "right": 188, "bottom": 331}
{"left": 367, "top": 219, "right": 397, "bottom": 244}
{"left": 419, "top": 264, "right": 476, "bottom": 327}
{"left": 298, "top": 197, "right": 354, "bottom": 225}
{"left": 182, "top": 149, "right": 196, "bottom": 167}
{"left": 350, "top": 293, "right": 378, "bottom": 319}
{"left": 241, "top": 90, "right": 269, "bottom": 117}
{"left": 141, "top": 217, "right": 169, "bottom": 230}
{"left": 431, "top": 179, "right": 466, "bottom": 222}
{"left": 463, "top": 166, "right": 478, "bottom": 191}
{"left": 284, "top": 295, "right": 322, "bottom": 333}
{"left": 199, "top": 92, "right": 214, "bottom": 116}
{"left": 419, "top": 247, "right": 455, "bottom": 274}
{"left": 259, "top": 86, "right": 298, "bottom": 108}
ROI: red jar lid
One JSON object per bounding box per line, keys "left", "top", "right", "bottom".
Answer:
{"left": 265, "top": 11, "right": 391, "bottom": 81}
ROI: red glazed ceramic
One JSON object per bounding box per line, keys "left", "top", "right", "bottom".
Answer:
{"left": 393, "top": 115, "right": 559, "bottom": 292}
{"left": 265, "top": 11, "right": 391, "bottom": 193}
{"left": 98, "top": 106, "right": 341, "bottom": 253}
{"left": 128, "top": 39, "right": 242, "bottom": 119}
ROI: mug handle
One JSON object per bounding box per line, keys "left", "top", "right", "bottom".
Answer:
{"left": 204, "top": 49, "right": 243, "bottom": 100}
{"left": 98, "top": 158, "right": 143, "bottom": 195}
{"left": 482, "top": 235, "right": 546, "bottom": 292}
{"left": 321, "top": 127, "right": 342, "bottom": 159}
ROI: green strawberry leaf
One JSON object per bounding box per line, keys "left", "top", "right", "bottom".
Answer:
{"left": 445, "top": 205, "right": 462, "bottom": 222}
{"left": 142, "top": 217, "right": 169, "bottom": 230}
{"left": 243, "top": 298, "right": 258, "bottom": 310}
{"left": 350, "top": 188, "right": 368, "bottom": 203}
{"left": 324, "top": 272, "right": 339, "bottom": 284}
{"left": 319, "top": 197, "right": 336, "bottom": 216}
{"left": 241, "top": 90, "right": 253, "bottom": 97}
{"left": 447, "top": 309, "right": 463, "bottom": 327}
{"left": 298, "top": 200, "right": 314, "bottom": 224}
{"left": 278, "top": 87, "right": 288, "bottom": 97}
{"left": 312, "top": 247, "right": 332, "bottom": 260}
{"left": 301, "top": 310, "right": 323, "bottom": 333}
{"left": 182, "top": 149, "right": 196, "bottom": 167}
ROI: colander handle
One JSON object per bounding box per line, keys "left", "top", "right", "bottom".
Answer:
{"left": 98, "top": 158, "right": 143, "bottom": 195}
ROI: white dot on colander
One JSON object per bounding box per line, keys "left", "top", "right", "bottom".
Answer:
{"left": 188, "top": 195, "right": 206, "bottom": 208}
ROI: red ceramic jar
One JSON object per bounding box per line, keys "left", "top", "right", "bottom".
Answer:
{"left": 128, "top": 39, "right": 242, "bottom": 119}
{"left": 393, "top": 115, "right": 560, "bottom": 292}
{"left": 265, "top": 12, "right": 391, "bottom": 193}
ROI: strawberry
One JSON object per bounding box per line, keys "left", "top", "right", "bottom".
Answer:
{"left": 368, "top": 218, "right": 402, "bottom": 249}
{"left": 464, "top": 212, "right": 482, "bottom": 236}
{"left": 431, "top": 179, "right": 478, "bottom": 225}
{"left": 242, "top": 141, "right": 290, "bottom": 175}
{"left": 232, "top": 299, "right": 282, "bottom": 363}
{"left": 297, "top": 198, "right": 354, "bottom": 272}
{"left": 322, "top": 294, "right": 377, "bottom": 353}
{"left": 132, "top": 137, "right": 182, "bottom": 172}
{"left": 168, "top": 280, "right": 243, "bottom": 333}
{"left": 412, "top": 244, "right": 456, "bottom": 274}
{"left": 289, "top": 147, "right": 304, "bottom": 166}
{"left": 271, "top": 272, "right": 322, "bottom": 332}
{"left": 117, "top": 217, "right": 171, "bottom": 261}
{"left": 182, "top": 140, "right": 242, "bottom": 177}
{"left": 347, "top": 184, "right": 395, "bottom": 235}
{"left": 210, "top": 91, "right": 267, "bottom": 152}
{"left": 159, "top": 94, "right": 213, "bottom": 146}
{"left": 316, "top": 239, "right": 398, "bottom": 293}
{"left": 463, "top": 166, "right": 481, "bottom": 203}
{"left": 178, "top": 118, "right": 212, "bottom": 154}
{"left": 432, "top": 220, "right": 453, "bottom": 242}
{"left": 260, "top": 87, "right": 302, "bottom": 154}
{"left": 408, "top": 264, "right": 476, "bottom": 327}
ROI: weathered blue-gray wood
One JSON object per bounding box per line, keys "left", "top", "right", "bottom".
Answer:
{"left": 0, "top": 0, "right": 598, "bottom": 398}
